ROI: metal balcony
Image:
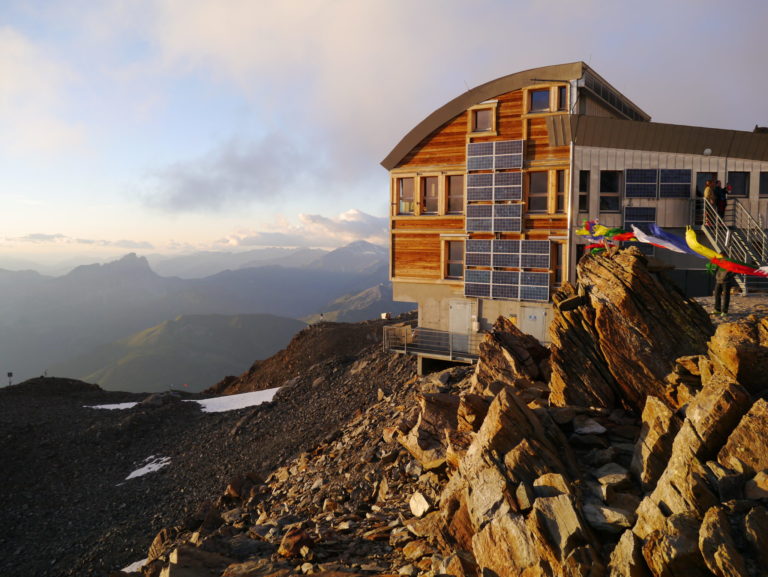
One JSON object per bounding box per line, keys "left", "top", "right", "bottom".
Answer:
{"left": 383, "top": 322, "right": 482, "bottom": 362}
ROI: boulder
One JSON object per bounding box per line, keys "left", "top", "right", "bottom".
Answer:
{"left": 707, "top": 316, "right": 768, "bottom": 396}
{"left": 549, "top": 249, "right": 713, "bottom": 412}
{"left": 718, "top": 398, "right": 768, "bottom": 475}
{"left": 698, "top": 506, "right": 749, "bottom": 577}
{"left": 631, "top": 396, "right": 681, "bottom": 492}
{"left": 641, "top": 513, "right": 710, "bottom": 577}
{"left": 397, "top": 393, "right": 460, "bottom": 469}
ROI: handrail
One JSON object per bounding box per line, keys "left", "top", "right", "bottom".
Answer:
{"left": 383, "top": 324, "right": 482, "bottom": 361}
{"left": 731, "top": 199, "right": 768, "bottom": 262}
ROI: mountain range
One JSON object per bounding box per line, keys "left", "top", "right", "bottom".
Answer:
{"left": 47, "top": 314, "right": 306, "bottom": 393}
{"left": 0, "top": 241, "right": 414, "bottom": 387}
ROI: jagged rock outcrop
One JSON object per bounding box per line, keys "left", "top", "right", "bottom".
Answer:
{"left": 549, "top": 248, "right": 714, "bottom": 412}
{"left": 106, "top": 248, "right": 768, "bottom": 577}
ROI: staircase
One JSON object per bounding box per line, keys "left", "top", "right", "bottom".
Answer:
{"left": 698, "top": 198, "right": 768, "bottom": 294}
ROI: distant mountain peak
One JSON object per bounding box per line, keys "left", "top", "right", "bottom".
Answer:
{"left": 67, "top": 253, "right": 156, "bottom": 278}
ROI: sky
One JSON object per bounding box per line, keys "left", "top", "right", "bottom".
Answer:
{"left": 2, "top": 0, "right": 767, "bottom": 268}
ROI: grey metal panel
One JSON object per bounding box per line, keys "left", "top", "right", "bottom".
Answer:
{"left": 571, "top": 116, "right": 768, "bottom": 162}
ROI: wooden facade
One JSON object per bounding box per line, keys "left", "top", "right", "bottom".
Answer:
{"left": 383, "top": 62, "right": 768, "bottom": 347}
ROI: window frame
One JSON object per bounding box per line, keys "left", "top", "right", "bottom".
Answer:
{"left": 421, "top": 176, "right": 439, "bottom": 214}
{"left": 446, "top": 174, "right": 465, "bottom": 214}
{"left": 557, "top": 85, "right": 568, "bottom": 112}
{"left": 599, "top": 170, "right": 622, "bottom": 212}
{"left": 578, "top": 170, "right": 590, "bottom": 212}
{"left": 555, "top": 169, "right": 566, "bottom": 213}
{"left": 528, "top": 171, "right": 549, "bottom": 213}
{"left": 396, "top": 177, "right": 415, "bottom": 215}
{"left": 445, "top": 240, "right": 464, "bottom": 280}
{"left": 727, "top": 171, "right": 750, "bottom": 197}
{"left": 467, "top": 101, "right": 498, "bottom": 136}
{"left": 528, "top": 88, "right": 551, "bottom": 113}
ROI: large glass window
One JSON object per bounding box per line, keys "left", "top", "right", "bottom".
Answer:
{"left": 397, "top": 177, "right": 414, "bottom": 214}
{"left": 528, "top": 172, "right": 549, "bottom": 213}
{"left": 447, "top": 175, "right": 464, "bottom": 213}
{"left": 556, "top": 170, "right": 566, "bottom": 213}
{"left": 599, "top": 170, "right": 621, "bottom": 212}
{"left": 446, "top": 241, "right": 464, "bottom": 279}
{"left": 578, "top": 170, "right": 590, "bottom": 212}
{"left": 529, "top": 89, "right": 550, "bottom": 113}
{"left": 421, "top": 176, "right": 438, "bottom": 214}
{"left": 727, "top": 171, "right": 750, "bottom": 197}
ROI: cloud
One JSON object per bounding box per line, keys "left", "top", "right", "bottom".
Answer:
{"left": 9, "top": 233, "right": 153, "bottom": 249}
{"left": 219, "top": 209, "right": 387, "bottom": 249}
{"left": 140, "top": 134, "right": 326, "bottom": 212}
{"left": 0, "top": 26, "right": 85, "bottom": 154}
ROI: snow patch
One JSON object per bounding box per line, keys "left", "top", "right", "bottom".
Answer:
{"left": 87, "top": 387, "right": 279, "bottom": 413}
{"left": 86, "top": 401, "right": 138, "bottom": 410}
{"left": 189, "top": 388, "right": 280, "bottom": 413}
{"left": 122, "top": 558, "right": 147, "bottom": 572}
{"left": 125, "top": 455, "right": 171, "bottom": 480}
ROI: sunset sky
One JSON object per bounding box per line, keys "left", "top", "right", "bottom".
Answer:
{"left": 2, "top": 0, "right": 767, "bottom": 268}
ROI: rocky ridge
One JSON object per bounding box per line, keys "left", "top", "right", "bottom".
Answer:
{"left": 117, "top": 247, "right": 768, "bottom": 577}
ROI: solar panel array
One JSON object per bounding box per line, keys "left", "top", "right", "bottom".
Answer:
{"left": 466, "top": 139, "right": 525, "bottom": 233}
{"left": 623, "top": 168, "right": 692, "bottom": 199}
{"left": 464, "top": 239, "right": 550, "bottom": 302}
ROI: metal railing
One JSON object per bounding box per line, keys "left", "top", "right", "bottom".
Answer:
{"left": 383, "top": 322, "right": 483, "bottom": 362}
{"left": 698, "top": 198, "right": 768, "bottom": 293}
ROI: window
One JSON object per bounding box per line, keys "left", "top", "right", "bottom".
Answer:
{"left": 421, "top": 176, "right": 438, "bottom": 214}
{"left": 599, "top": 170, "right": 621, "bottom": 212}
{"left": 447, "top": 175, "right": 464, "bottom": 213}
{"left": 557, "top": 86, "right": 568, "bottom": 111}
{"left": 472, "top": 108, "right": 493, "bottom": 132}
{"left": 446, "top": 241, "right": 464, "bottom": 279}
{"left": 528, "top": 172, "right": 549, "bottom": 213}
{"left": 529, "top": 89, "right": 550, "bottom": 113}
{"left": 556, "top": 170, "right": 566, "bottom": 213}
{"left": 727, "top": 171, "right": 750, "bottom": 197}
{"left": 553, "top": 242, "right": 563, "bottom": 285}
{"left": 760, "top": 172, "right": 768, "bottom": 196}
{"left": 397, "top": 177, "right": 414, "bottom": 214}
{"left": 578, "top": 170, "right": 590, "bottom": 212}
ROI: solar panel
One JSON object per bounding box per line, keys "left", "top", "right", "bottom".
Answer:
{"left": 468, "top": 156, "right": 493, "bottom": 171}
{"left": 492, "top": 253, "right": 521, "bottom": 268}
{"left": 468, "top": 173, "right": 493, "bottom": 187}
{"left": 494, "top": 204, "right": 521, "bottom": 218}
{"left": 493, "top": 187, "right": 523, "bottom": 201}
{"left": 625, "top": 183, "right": 657, "bottom": 198}
{"left": 521, "top": 253, "right": 550, "bottom": 268}
{"left": 493, "top": 240, "right": 520, "bottom": 253}
{"left": 624, "top": 207, "right": 656, "bottom": 222}
{"left": 467, "top": 205, "right": 492, "bottom": 218}
{"left": 468, "top": 142, "right": 494, "bottom": 157}
{"left": 466, "top": 270, "right": 491, "bottom": 284}
{"left": 522, "top": 240, "right": 550, "bottom": 254}
{"left": 521, "top": 272, "right": 550, "bottom": 286}
{"left": 467, "top": 218, "right": 493, "bottom": 232}
{"left": 495, "top": 140, "right": 524, "bottom": 155}
{"left": 466, "top": 253, "right": 491, "bottom": 266}
{"left": 660, "top": 169, "right": 691, "bottom": 184}
{"left": 465, "top": 283, "right": 491, "bottom": 298}
{"left": 467, "top": 187, "right": 493, "bottom": 202}
{"left": 491, "top": 285, "right": 519, "bottom": 300}
{"left": 493, "top": 218, "right": 522, "bottom": 232}
{"left": 493, "top": 270, "right": 519, "bottom": 285}
{"left": 495, "top": 172, "right": 522, "bottom": 186}
{"left": 494, "top": 154, "right": 523, "bottom": 170}
{"left": 466, "top": 240, "right": 492, "bottom": 253}
{"left": 626, "top": 169, "right": 658, "bottom": 183}
{"left": 520, "top": 285, "right": 549, "bottom": 301}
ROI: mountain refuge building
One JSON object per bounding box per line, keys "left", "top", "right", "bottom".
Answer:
{"left": 381, "top": 61, "right": 768, "bottom": 373}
